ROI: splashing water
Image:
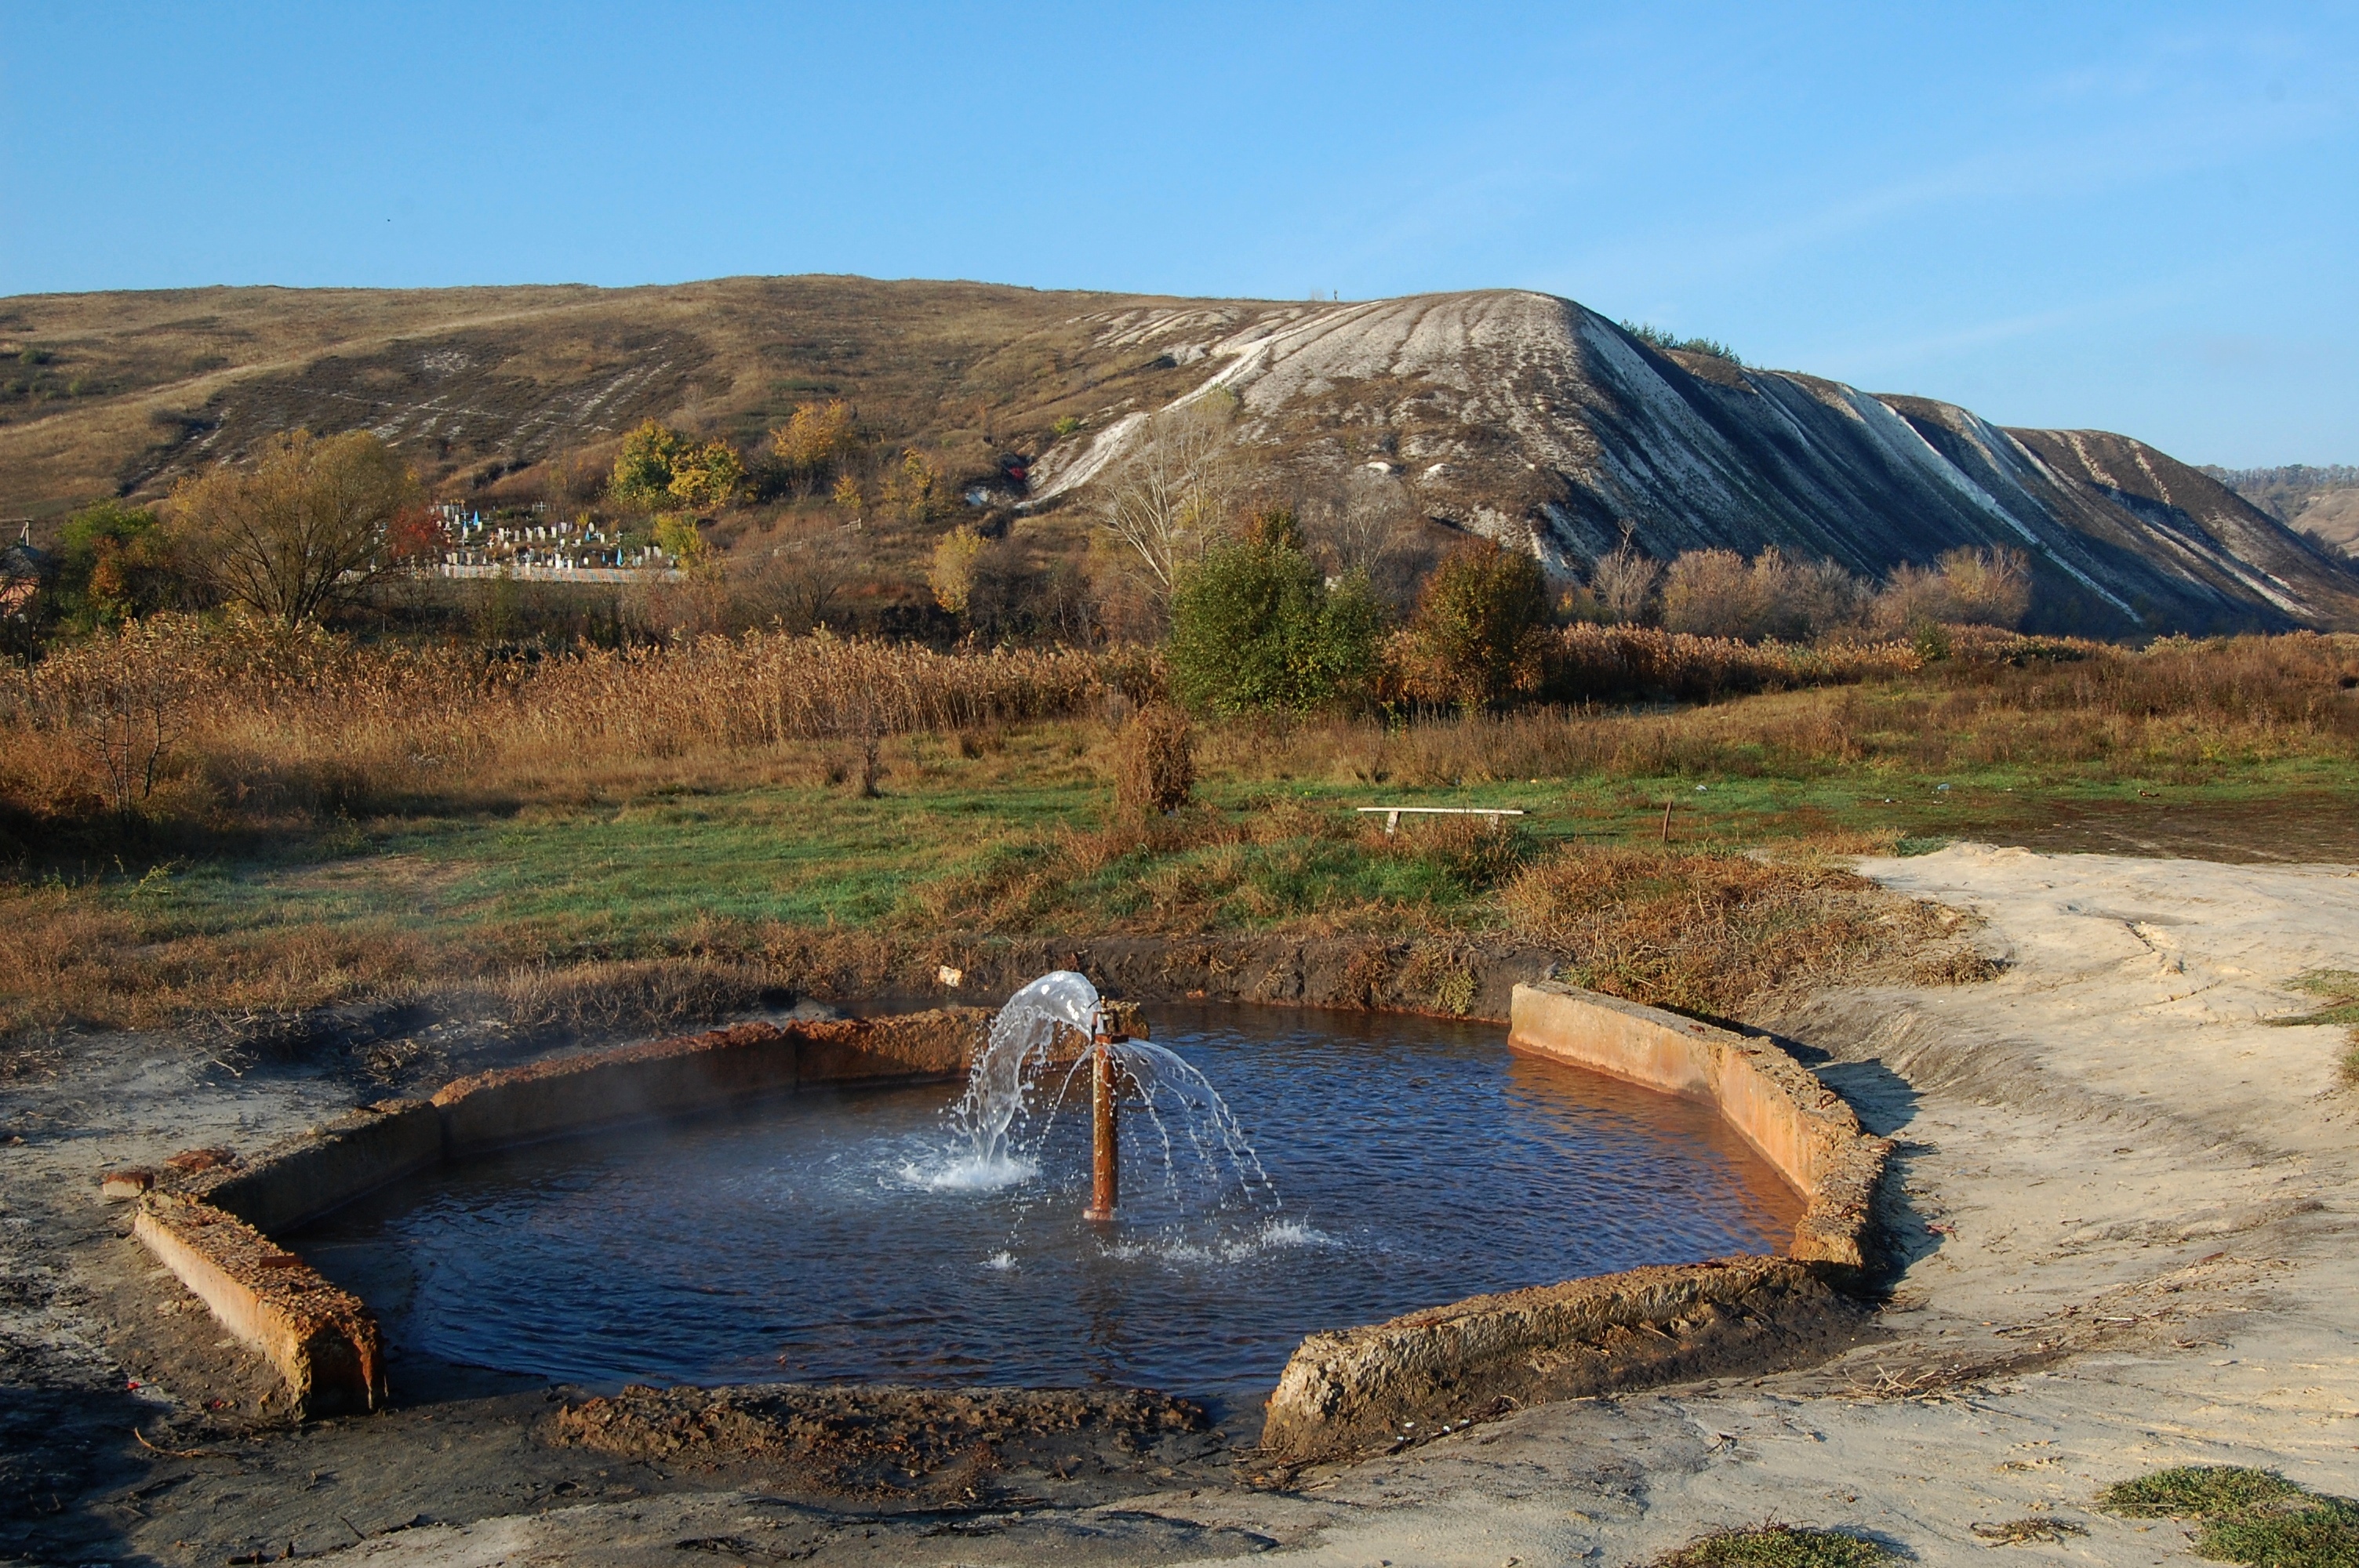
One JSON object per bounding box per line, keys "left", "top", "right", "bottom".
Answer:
{"left": 947, "top": 971, "right": 1278, "bottom": 1218}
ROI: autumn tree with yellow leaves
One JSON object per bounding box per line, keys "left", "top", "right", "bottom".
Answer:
{"left": 609, "top": 420, "right": 743, "bottom": 514}
{"left": 928, "top": 526, "right": 986, "bottom": 614}
{"left": 881, "top": 449, "right": 939, "bottom": 524}
{"left": 770, "top": 400, "right": 860, "bottom": 497}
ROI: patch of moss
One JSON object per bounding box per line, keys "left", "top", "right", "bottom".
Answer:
{"left": 2099, "top": 1465, "right": 2303, "bottom": 1519}
{"left": 2098, "top": 1465, "right": 2359, "bottom": 1567}
{"left": 1651, "top": 1523, "right": 1894, "bottom": 1566}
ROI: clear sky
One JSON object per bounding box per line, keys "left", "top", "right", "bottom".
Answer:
{"left": 2, "top": 2, "right": 2351, "bottom": 466}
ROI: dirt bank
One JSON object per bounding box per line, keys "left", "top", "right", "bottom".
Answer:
{"left": 8, "top": 846, "right": 2358, "bottom": 1564}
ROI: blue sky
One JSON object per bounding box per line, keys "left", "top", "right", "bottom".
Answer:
{"left": 2, "top": 2, "right": 2350, "bottom": 465}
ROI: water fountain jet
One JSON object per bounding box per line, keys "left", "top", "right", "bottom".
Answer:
{"left": 954, "top": 972, "right": 1271, "bottom": 1225}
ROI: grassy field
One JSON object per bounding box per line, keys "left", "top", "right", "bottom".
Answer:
{"left": 5, "top": 626, "right": 2357, "bottom": 1038}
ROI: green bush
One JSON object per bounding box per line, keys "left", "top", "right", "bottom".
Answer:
{"left": 1619, "top": 319, "right": 1744, "bottom": 366}
{"left": 1166, "top": 512, "right": 1380, "bottom": 714}
{"left": 55, "top": 499, "right": 185, "bottom": 628}
{"left": 1402, "top": 539, "right": 1551, "bottom": 710}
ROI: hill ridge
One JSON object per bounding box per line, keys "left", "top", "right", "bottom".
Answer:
{"left": 2, "top": 274, "right": 2350, "bottom": 636}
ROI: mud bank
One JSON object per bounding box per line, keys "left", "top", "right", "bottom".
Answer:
{"left": 775, "top": 930, "right": 1556, "bottom": 1023}
{"left": 545, "top": 1383, "right": 1214, "bottom": 1503}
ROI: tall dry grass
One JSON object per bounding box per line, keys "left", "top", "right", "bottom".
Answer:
{"left": 1541, "top": 622, "right": 1923, "bottom": 701}
{"left": 1, "top": 616, "right": 1152, "bottom": 831}
{"left": 1499, "top": 844, "right": 1957, "bottom": 1018}
{"left": 1212, "top": 631, "right": 2359, "bottom": 788}
{"left": 9, "top": 619, "right": 2359, "bottom": 844}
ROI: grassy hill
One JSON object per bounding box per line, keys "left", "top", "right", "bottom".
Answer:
{"left": 0, "top": 276, "right": 1247, "bottom": 518}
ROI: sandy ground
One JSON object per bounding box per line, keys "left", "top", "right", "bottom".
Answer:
{"left": 7, "top": 843, "right": 2358, "bottom": 1565}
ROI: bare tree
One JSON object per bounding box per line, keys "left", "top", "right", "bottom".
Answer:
{"left": 1588, "top": 532, "right": 1661, "bottom": 624}
{"left": 737, "top": 524, "right": 860, "bottom": 633}
{"left": 1871, "top": 546, "right": 2030, "bottom": 633}
{"left": 1096, "top": 401, "right": 1238, "bottom": 597}
{"left": 172, "top": 430, "right": 420, "bottom": 627}
{"left": 1308, "top": 467, "right": 1416, "bottom": 577}
{"left": 1660, "top": 547, "right": 1757, "bottom": 637}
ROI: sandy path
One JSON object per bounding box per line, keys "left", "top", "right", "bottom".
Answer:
{"left": 20, "top": 845, "right": 2357, "bottom": 1565}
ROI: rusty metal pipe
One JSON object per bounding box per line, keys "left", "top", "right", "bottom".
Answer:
{"left": 1084, "top": 1031, "right": 1119, "bottom": 1221}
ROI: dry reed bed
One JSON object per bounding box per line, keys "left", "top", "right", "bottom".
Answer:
{"left": 1539, "top": 622, "right": 1925, "bottom": 701}
{"left": 2, "top": 619, "right": 1143, "bottom": 821}
{"left": 8, "top": 622, "right": 2359, "bottom": 830}
{"left": 1213, "top": 632, "right": 2359, "bottom": 787}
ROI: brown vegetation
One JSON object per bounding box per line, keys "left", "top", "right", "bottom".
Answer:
{"left": 1500, "top": 845, "right": 1953, "bottom": 1018}
{"left": 5, "top": 623, "right": 2353, "bottom": 1036}
{"left": 2, "top": 616, "right": 1143, "bottom": 832}
{"left": 1113, "top": 704, "right": 1195, "bottom": 817}
{"left": 9, "top": 622, "right": 2359, "bottom": 847}
{"left": 1216, "top": 630, "right": 2359, "bottom": 788}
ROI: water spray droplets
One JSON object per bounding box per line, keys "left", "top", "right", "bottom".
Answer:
{"left": 951, "top": 972, "right": 1281, "bottom": 1242}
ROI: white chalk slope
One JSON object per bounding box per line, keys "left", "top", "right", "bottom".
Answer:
{"left": 1032, "top": 292, "right": 2357, "bottom": 636}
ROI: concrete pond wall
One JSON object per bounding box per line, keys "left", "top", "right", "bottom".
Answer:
{"left": 109, "top": 1010, "right": 993, "bottom": 1417}
{"left": 111, "top": 985, "right": 1885, "bottom": 1453}
{"left": 1256, "top": 980, "right": 1889, "bottom": 1461}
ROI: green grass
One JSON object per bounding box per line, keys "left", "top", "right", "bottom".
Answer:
{"left": 72, "top": 777, "right": 1111, "bottom": 962}
{"left": 2099, "top": 1465, "right": 2359, "bottom": 1567}
{"left": 16, "top": 691, "right": 2359, "bottom": 1034}
{"left": 46, "top": 759, "right": 2359, "bottom": 971}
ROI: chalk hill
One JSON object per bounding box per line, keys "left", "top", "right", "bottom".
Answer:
{"left": 2, "top": 278, "right": 2350, "bottom": 636}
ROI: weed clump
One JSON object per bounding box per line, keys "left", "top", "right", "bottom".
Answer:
{"left": 2098, "top": 1464, "right": 2359, "bottom": 1567}
{"left": 1114, "top": 705, "right": 1194, "bottom": 817}
{"left": 2098, "top": 1466, "right": 2301, "bottom": 1518}
{"left": 1500, "top": 846, "right": 1929, "bottom": 1018}
{"left": 1970, "top": 1516, "right": 2088, "bottom": 1544}
{"left": 2201, "top": 1499, "right": 2359, "bottom": 1567}
{"left": 1648, "top": 1522, "right": 1892, "bottom": 1566}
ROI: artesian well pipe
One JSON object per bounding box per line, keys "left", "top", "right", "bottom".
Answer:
{"left": 1084, "top": 1025, "right": 1121, "bottom": 1221}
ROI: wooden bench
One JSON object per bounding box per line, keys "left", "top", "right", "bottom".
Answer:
{"left": 1357, "top": 806, "right": 1527, "bottom": 835}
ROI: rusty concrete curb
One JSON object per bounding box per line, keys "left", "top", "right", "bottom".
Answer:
{"left": 114, "top": 988, "right": 1885, "bottom": 1452}
{"left": 1259, "top": 980, "right": 1889, "bottom": 1462}
{"left": 131, "top": 1194, "right": 387, "bottom": 1416}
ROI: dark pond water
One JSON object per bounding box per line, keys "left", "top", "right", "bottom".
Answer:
{"left": 297, "top": 1004, "right": 1801, "bottom": 1395}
